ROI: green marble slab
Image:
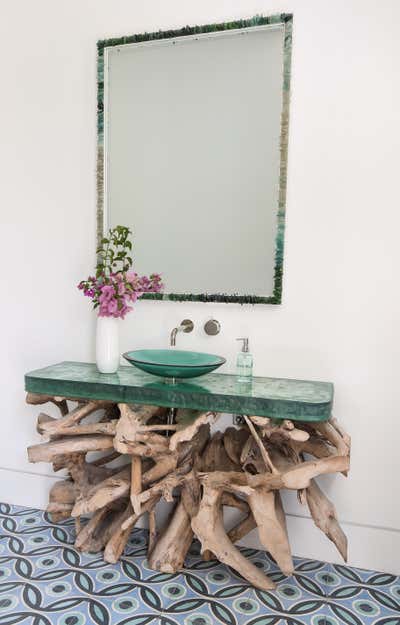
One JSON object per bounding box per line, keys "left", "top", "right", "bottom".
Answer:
{"left": 25, "top": 362, "right": 333, "bottom": 422}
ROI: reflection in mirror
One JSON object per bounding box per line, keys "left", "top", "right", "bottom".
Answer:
{"left": 98, "top": 15, "right": 292, "bottom": 304}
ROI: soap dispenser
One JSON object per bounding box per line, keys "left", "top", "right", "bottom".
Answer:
{"left": 236, "top": 338, "right": 253, "bottom": 381}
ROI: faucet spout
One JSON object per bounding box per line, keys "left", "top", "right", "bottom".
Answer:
{"left": 170, "top": 326, "right": 179, "bottom": 347}
{"left": 169, "top": 319, "right": 194, "bottom": 347}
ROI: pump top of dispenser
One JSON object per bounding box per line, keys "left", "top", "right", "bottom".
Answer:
{"left": 236, "top": 338, "right": 249, "bottom": 352}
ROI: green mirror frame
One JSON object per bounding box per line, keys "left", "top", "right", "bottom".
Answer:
{"left": 97, "top": 13, "right": 293, "bottom": 305}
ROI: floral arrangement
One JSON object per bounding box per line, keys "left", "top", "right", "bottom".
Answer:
{"left": 78, "top": 225, "right": 163, "bottom": 318}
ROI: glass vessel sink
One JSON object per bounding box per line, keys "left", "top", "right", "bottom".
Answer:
{"left": 123, "top": 349, "right": 226, "bottom": 379}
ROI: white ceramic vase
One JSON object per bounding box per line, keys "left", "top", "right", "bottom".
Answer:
{"left": 96, "top": 316, "right": 120, "bottom": 374}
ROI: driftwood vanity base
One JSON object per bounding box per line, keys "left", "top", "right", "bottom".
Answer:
{"left": 26, "top": 394, "right": 350, "bottom": 591}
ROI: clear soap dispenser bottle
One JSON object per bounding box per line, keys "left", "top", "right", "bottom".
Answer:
{"left": 236, "top": 338, "right": 253, "bottom": 381}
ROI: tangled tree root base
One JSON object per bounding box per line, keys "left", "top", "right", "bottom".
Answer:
{"left": 27, "top": 394, "right": 350, "bottom": 590}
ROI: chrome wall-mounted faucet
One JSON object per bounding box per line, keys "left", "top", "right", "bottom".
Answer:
{"left": 170, "top": 319, "right": 194, "bottom": 346}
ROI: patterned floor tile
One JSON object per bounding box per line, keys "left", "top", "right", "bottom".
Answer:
{"left": 0, "top": 503, "right": 399, "bottom": 625}
{"left": 324, "top": 562, "right": 400, "bottom": 625}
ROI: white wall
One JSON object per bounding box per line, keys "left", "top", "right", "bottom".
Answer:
{"left": 1, "top": 0, "right": 400, "bottom": 574}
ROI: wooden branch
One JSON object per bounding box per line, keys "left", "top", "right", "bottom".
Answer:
{"left": 47, "top": 479, "right": 76, "bottom": 521}
{"left": 90, "top": 451, "right": 121, "bottom": 466}
{"left": 227, "top": 513, "right": 257, "bottom": 544}
{"left": 202, "top": 492, "right": 250, "bottom": 562}
{"left": 38, "top": 401, "right": 111, "bottom": 437}
{"left": 191, "top": 484, "right": 276, "bottom": 590}
{"left": 148, "top": 501, "right": 193, "bottom": 572}
{"left": 103, "top": 502, "right": 135, "bottom": 564}
{"left": 148, "top": 509, "right": 157, "bottom": 554}
{"left": 223, "top": 427, "right": 250, "bottom": 465}
{"left": 120, "top": 441, "right": 169, "bottom": 457}
{"left": 310, "top": 421, "right": 350, "bottom": 456}
{"left": 138, "top": 467, "right": 189, "bottom": 506}
{"left": 198, "top": 454, "right": 350, "bottom": 493}
{"left": 248, "top": 488, "right": 294, "bottom": 575}
{"left": 104, "top": 497, "right": 160, "bottom": 563}
{"left": 114, "top": 403, "right": 167, "bottom": 454}
{"left": 26, "top": 392, "right": 69, "bottom": 416}
{"left": 243, "top": 415, "right": 278, "bottom": 474}
{"left": 306, "top": 479, "right": 348, "bottom": 561}
{"left": 330, "top": 417, "right": 351, "bottom": 447}
{"left": 295, "top": 436, "right": 336, "bottom": 459}
{"left": 28, "top": 435, "right": 114, "bottom": 463}
{"left": 221, "top": 492, "right": 249, "bottom": 513}
{"left": 130, "top": 456, "right": 142, "bottom": 515}
{"left": 38, "top": 417, "right": 117, "bottom": 437}
{"left": 249, "top": 416, "right": 310, "bottom": 443}
{"left": 48, "top": 479, "right": 75, "bottom": 500}
{"left": 200, "top": 431, "right": 239, "bottom": 472}
{"left": 142, "top": 455, "right": 177, "bottom": 487}
{"left": 46, "top": 502, "right": 74, "bottom": 521}
{"left": 71, "top": 466, "right": 130, "bottom": 517}
{"left": 75, "top": 506, "right": 111, "bottom": 552}
{"left": 169, "top": 412, "right": 217, "bottom": 451}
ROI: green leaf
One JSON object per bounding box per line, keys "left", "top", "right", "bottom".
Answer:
{"left": 62, "top": 547, "right": 80, "bottom": 567}
{"left": 139, "top": 587, "right": 161, "bottom": 610}
{"left": 330, "top": 605, "right": 363, "bottom": 625}
{"left": 289, "top": 600, "right": 323, "bottom": 615}
{"left": 215, "top": 585, "right": 247, "bottom": 598}
{"left": 22, "top": 584, "right": 42, "bottom": 609}
{"left": 89, "top": 601, "right": 110, "bottom": 625}
{"left": 0, "top": 583, "right": 19, "bottom": 594}
{"left": 99, "top": 583, "right": 134, "bottom": 596}
{"left": 331, "top": 586, "right": 360, "bottom": 599}
{"left": 15, "top": 559, "right": 32, "bottom": 577}
{"left": 210, "top": 603, "right": 236, "bottom": 625}
{"left": 164, "top": 599, "right": 203, "bottom": 613}
{"left": 185, "top": 573, "right": 207, "bottom": 594}
{"left": 147, "top": 572, "right": 176, "bottom": 583}
{"left": 46, "top": 599, "right": 82, "bottom": 611}
{"left": 0, "top": 613, "right": 34, "bottom": 625}
{"left": 74, "top": 572, "right": 94, "bottom": 593}
{"left": 370, "top": 590, "right": 400, "bottom": 611}
{"left": 246, "top": 618, "right": 280, "bottom": 625}
{"left": 368, "top": 573, "right": 397, "bottom": 586}
{"left": 333, "top": 565, "right": 361, "bottom": 583}
{"left": 295, "top": 574, "right": 324, "bottom": 596}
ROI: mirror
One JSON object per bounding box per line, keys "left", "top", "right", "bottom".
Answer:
{"left": 97, "top": 14, "right": 292, "bottom": 304}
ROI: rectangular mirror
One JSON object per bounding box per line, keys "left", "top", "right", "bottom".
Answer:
{"left": 97, "top": 14, "right": 292, "bottom": 304}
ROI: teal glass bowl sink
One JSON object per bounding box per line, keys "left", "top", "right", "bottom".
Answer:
{"left": 123, "top": 349, "right": 226, "bottom": 379}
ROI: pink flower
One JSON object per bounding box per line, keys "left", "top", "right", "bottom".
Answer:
{"left": 107, "top": 299, "right": 118, "bottom": 315}
{"left": 78, "top": 263, "right": 163, "bottom": 319}
{"left": 128, "top": 291, "right": 140, "bottom": 303}
{"left": 99, "top": 284, "right": 115, "bottom": 303}
{"left": 126, "top": 270, "right": 138, "bottom": 282}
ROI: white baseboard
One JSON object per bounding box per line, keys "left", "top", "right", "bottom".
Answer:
{"left": 0, "top": 467, "right": 59, "bottom": 510}
{"left": 1, "top": 468, "right": 399, "bottom": 576}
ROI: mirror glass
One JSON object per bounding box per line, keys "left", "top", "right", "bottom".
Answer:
{"left": 99, "top": 16, "right": 292, "bottom": 303}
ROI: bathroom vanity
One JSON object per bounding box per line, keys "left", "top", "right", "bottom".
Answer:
{"left": 23, "top": 14, "right": 351, "bottom": 592}
{"left": 25, "top": 362, "right": 350, "bottom": 591}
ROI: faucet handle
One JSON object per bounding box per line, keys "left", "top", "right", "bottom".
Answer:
{"left": 180, "top": 319, "right": 194, "bottom": 333}
{"left": 204, "top": 319, "right": 221, "bottom": 335}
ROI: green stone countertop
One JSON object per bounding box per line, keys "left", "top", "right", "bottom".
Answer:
{"left": 25, "top": 362, "right": 333, "bottom": 422}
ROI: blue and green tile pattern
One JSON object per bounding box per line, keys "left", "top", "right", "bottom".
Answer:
{"left": 0, "top": 503, "right": 399, "bottom": 625}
